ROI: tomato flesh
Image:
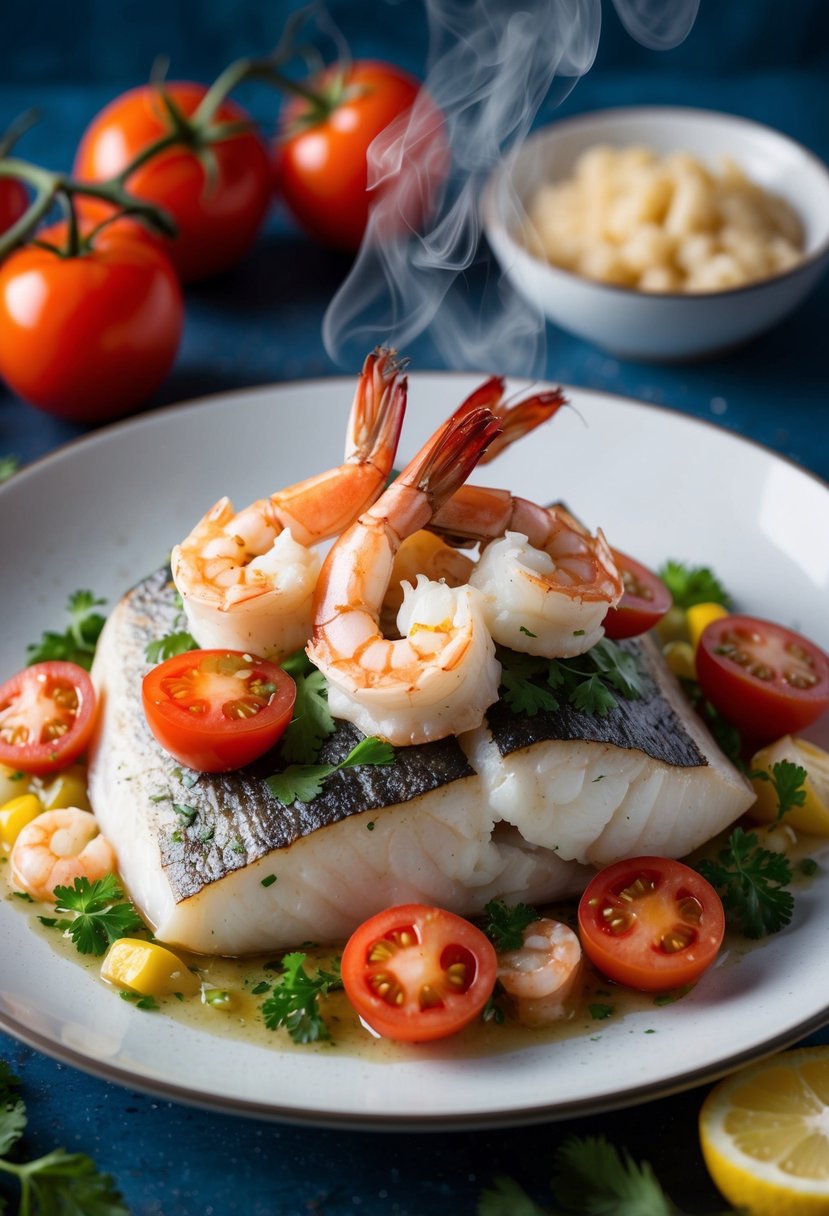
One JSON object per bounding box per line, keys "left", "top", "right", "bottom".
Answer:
{"left": 74, "top": 82, "right": 272, "bottom": 282}
{"left": 0, "top": 661, "right": 97, "bottom": 776}
{"left": 142, "top": 649, "right": 296, "bottom": 773}
{"left": 341, "top": 904, "right": 497, "bottom": 1041}
{"left": 696, "top": 615, "right": 829, "bottom": 744}
{"left": 276, "top": 60, "right": 446, "bottom": 251}
{"left": 602, "top": 550, "right": 673, "bottom": 640}
{"left": 578, "top": 857, "right": 724, "bottom": 992}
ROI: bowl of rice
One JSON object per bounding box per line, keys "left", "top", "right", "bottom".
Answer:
{"left": 482, "top": 107, "right": 829, "bottom": 360}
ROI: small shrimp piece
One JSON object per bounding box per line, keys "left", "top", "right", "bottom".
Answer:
{"left": 10, "top": 807, "right": 117, "bottom": 903}
{"left": 308, "top": 402, "right": 503, "bottom": 746}
{"left": 431, "top": 494, "right": 622, "bottom": 657}
{"left": 497, "top": 918, "right": 582, "bottom": 1026}
{"left": 171, "top": 348, "right": 407, "bottom": 661}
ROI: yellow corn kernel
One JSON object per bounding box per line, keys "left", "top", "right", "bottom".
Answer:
{"left": 0, "top": 794, "right": 43, "bottom": 852}
{"left": 0, "top": 764, "right": 29, "bottom": 807}
{"left": 687, "top": 601, "right": 729, "bottom": 650}
{"left": 100, "top": 938, "right": 200, "bottom": 997}
{"left": 663, "top": 640, "right": 697, "bottom": 681}
{"left": 37, "top": 765, "right": 91, "bottom": 812}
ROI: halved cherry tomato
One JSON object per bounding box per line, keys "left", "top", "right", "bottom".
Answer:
{"left": 74, "top": 82, "right": 272, "bottom": 282}
{"left": 0, "top": 662, "right": 97, "bottom": 776}
{"left": 602, "top": 550, "right": 673, "bottom": 640}
{"left": 0, "top": 220, "right": 183, "bottom": 422}
{"left": 578, "top": 857, "right": 724, "bottom": 992}
{"left": 696, "top": 615, "right": 829, "bottom": 744}
{"left": 276, "top": 60, "right": 447, "bottom": 252}
{"left": 0, "top": 178, "right": 27, "bottom": 236}
{"left": 142, "top": 649, "right": 295, "bottom": 773}
{"left": 341, "top": 904, "right": 497, "bottom": 1042}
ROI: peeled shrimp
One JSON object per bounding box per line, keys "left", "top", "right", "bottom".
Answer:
{"left": 171, "top": 349, "right": 407, "bottom": 661}
{"left": 431, "top": 493, "right": 622, "bottom": 658}
{"left": 308, "top": 401, "right": 503, "bottom": 746}
{"left": 10, "top": 807, "right": 117, "bottom": 903}
{"left": 497, "top": 917, "right": 582, "bottom": 1026}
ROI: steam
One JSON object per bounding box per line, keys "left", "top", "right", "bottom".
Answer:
{"left": 322, "top": 0, "right": 699, "bottom": 376}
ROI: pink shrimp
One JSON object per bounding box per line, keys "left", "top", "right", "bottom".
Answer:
{"left": 10, "top": 808, "right": 117, "bottom": 903}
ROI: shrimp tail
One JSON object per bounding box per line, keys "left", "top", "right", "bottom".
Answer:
{"left": 480, "top": 386, "right": 567, "bottom": 465}
{"left": 407, "top": 404, "right": 504, "bottom": 509}
{"left": 344, "top": 347, "right": 408, "bottom": 472}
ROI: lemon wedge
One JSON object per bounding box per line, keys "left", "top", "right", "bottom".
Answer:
{"left": 750, "top": 736, "right": 829, "bottom": 835}
{"left": 699, "top": 1047, "right": 829, "bottom": 1215}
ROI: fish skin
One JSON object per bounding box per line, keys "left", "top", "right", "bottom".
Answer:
{"left": 88, "top": 569, "right": 588, "bottom": 953}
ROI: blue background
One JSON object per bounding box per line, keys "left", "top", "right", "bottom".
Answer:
{"left": 1, "top": 2, "right": 828, "bottom": 1213}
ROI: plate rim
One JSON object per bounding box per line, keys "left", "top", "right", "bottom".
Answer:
{"left": 2, "top": 373, "right": 828, "bottom": 1130}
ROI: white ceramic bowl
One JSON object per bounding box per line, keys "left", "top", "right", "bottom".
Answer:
{"left": 482, "top": 106, "right": 829, "bottom": 360}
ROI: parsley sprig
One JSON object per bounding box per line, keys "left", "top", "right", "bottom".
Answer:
{"left": 658, "top": 560, "right": 731, "bottom": 610}
{"left": 40, "top": 874, "right": 145, "bottom": 956}
{"left": 278, "top": 649, "right": 335, "bottom": 764}
{"left": 478, "top": 1133, "right": 738, "bottom": 1215}
{"left": 260, "top": 953, "right": 343, "bottom": 1044}
{"left": 697, "top": 827, "right": 793, "bottom": 938}
{"left": 499, "top": 639, "right": 645, "bottom": 719}
{"left": 0, "top": 1059, "right": 129, "bottom": 1215}
{"left": 266, "top": 736, "right": 395, "bottom": 805}
{"left": 751, "top": 758, "right": 809, "bottom": 823}
{"left": 26, "top": 590, "right": 107, "bottom": 671}
{"left": 144, "top": 591, "right": 197, "bottom": 663}
{"left": 481, "top": 899, "right": 538, "bottom": 951}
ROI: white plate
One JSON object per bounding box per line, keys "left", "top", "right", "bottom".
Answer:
{"left": 2, "top": 375, "right": 828, "bottom": 1129}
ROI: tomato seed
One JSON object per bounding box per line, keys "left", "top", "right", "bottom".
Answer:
{"left": 445, "top": 962, "right": 467, "bottom": 989}
{"left": 659, "top": 925, "right": 695, "bottom": 953}
{"left": 51, "top": 686, "right": 79, "bottom": 711}
{"left": 419, "top": 984, "right": 443, "bottom": 1009}
{"left": 43, "top": 719, "right": 69, "bottom": 741}
{"left": 785, "top": 670, "right": 818, "bottom": 689}
{"left": 619, "top": 875, "right": 656, "bottom": 901}
{"left": 786, "top": 643, "right": 813, "bottom": 664}
{"left": 222, "top": 696, "right": 264, "bottom": 719}
{"left": 602, "top": 907, "right": 634, "bottom": 934}
{"left": 677, "top": 896, "right": 703, "bottom": 924}
{"left": 749, "top": 663, "right": 774, "bottom": 681}
{"left": 730, "top": 649, "right": 752, "bottom": 667}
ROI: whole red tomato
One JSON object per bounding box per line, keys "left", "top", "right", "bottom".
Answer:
{"left": 276, "top": 60, "right": 447, "bottom": 251}
{"left": 0, "top": 178, "right": 28, "bottom": 237}
{"left": 0, "top": 221, "right": 183, "bottom": 422}
{"left": 74, "top": 82, "right": 272, "bottom": 282}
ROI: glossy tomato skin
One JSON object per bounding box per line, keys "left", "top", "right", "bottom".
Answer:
{"left": 0, "top": 178, "right": 28, "bottom": 236}
{"left": 602, "top": 550, "right": 672, "bottom": 640}
{"left": 276, "top": 61, "right": 446, "bottom": 251}
{"left": 696, "top": 615, "right": 829, "bottom": 744}
{"left": 578, "top": 857, "right": 724, "bottom": 993}
{"left": 142, "top": 649, "right": 296, "bottom": 773}
{"left": 74, "top": 82, "right": 271, "bottom": 282}
{"left": 0, "top": 661, "right": 97, "bottom": 776}
{"left": 0, "top": 222, "right": 183, "bottom": 423}
{"left": 341, "top": 903, "right": 497, "bottom": 1042}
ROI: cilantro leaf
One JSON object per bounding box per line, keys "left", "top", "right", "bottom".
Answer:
{"left": 279, "top": 665, "right": 335, "bottom": 765}
{"left": 658, "top": 560, "right": 731, "bottom": 610}
{"left": 260, "top": 953, "right": 342, "bottom": 1044}
{"left": 751, "top": 759, "right": 808, "bottom": 822}
{"left": 697, "top": 827, "right": 794, "bottom": 938}
{"left": 498, "top": 639, "right": 644, "bottom": 720}
{"left": 481, "top": 899, "right": 538, "bottom": 951}
{"left": 26, "top": 590, "right": 107, "bottom": 670}
{"left": 145, "top": 630, "right": 198, "bottom": 664}
{"left": 266, "top": 736, "right": 394, "bottom": 806}
{"left": 51, "top": 874, "right": 145, "bottom": 956}
{"left": 0, "top": 1062, "right": 26, "bottom": 1157}
{"left": 477, "top": 1175, "right": 548, "bottom": 1216}
{"left": 501, "top": 666, "right": 561, "bottom": 715}
{"left": 553, "top": 1135, "right": 676, "bottom": 1215}
{"left": 569, "top": 674, "right": 617, "bottom": 717}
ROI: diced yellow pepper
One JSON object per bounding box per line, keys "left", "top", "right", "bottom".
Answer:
{"left": 663, "top": 640, "right": 697, "bottom": 681}
{"left": 0, "top": 794, "right": 43, "bottom": 852}
{"left": 100, "top": 938, "right": 200, "bottom": 997}
{"left": 37, "top": 765, "right": 91, "bottom": 812}
{"left": 749, "top": 736, "right": 829, "bottom": 835}
{"left": 686, "top": 601, "right": 729, "bottom": 650}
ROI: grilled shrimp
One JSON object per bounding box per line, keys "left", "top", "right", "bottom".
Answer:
{"left": 431, "top": 492, "right": 622, "bottom": 658}
{"left": 307, "top": 401, "right": 503, "bottom": 746}
{"left": 497, "top": 918, "right": 582, "bottom": 1026}
{"left": 10, "top": 807, "right": 116, "bottom": 903}
{"left": 172, "top": 349, "right": 407, "bottom": 661}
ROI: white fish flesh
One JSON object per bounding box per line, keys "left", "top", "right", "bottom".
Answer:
{"left": 88, "top": 568, "right": 754, "bottom": 955}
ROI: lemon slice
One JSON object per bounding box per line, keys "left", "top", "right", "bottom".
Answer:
{"left": 699, "top": 1047, "right": 829, "bottom": 1215}
{"left": 749, "top": 736, "right": 829, "bottom": 835}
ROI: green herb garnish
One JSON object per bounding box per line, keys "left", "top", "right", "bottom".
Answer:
{"left": 260, "top": 953, "right": 343, "bottom": 1044}
{"left": 697, "top": 826, "right": 793, "bottom": 938}
{"left": 278, "top": 650, "right": 335, "bottom": 764}
{"left": 48, "top": 874, "right": 145, "bottom": 957}
{"left": 498, "top": 638, "right": 645, "bottom": 719}
{"left": 658, "top": 560, "right": 731, "bottom": 609}
{"left": 0, "top": 1059, "right": 129, "bottom": 1213}
{"left": 0, "top": 455, "right": 19, "bottom": 484}
{"left": 481, "top": 899, "right": 537, "bottom": 951}
{"left": 26, "top": 590, "right": 107, "bottom": 670}
{"left": 750, "top": 758, "right": 808, "bottom": 822}
{"left": 266, "top": 736, "right": 394, "bottom": 805}
{"left": 144, "top": 630, "right": 198, "bottom": 664}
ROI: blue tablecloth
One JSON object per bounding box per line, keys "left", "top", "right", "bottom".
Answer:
{"left": 1, "top": 3, "right": 828, "bottom": 1212}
